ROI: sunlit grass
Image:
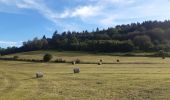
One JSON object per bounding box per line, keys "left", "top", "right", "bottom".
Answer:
{"left": 0, "top": 51, "right": 170, "bottom": 100}
{"left": 2, "top": 50, "right": 168, "bottom": 63}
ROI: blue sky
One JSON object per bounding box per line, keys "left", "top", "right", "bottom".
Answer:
{"left": 0, "top": 0, "right": 170, "bottom": 48}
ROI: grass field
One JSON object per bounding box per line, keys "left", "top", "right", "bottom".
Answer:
{"left": 0, "top": 51, "right": 170, "bottom": 100}
{"left": 1, "top": 50, "right": 166, "bottom": 63}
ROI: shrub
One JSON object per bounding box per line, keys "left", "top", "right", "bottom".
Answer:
{"left": 26, "top": 59, "right": 32, "bottom": 62}
{"left": 159, "top": 50, "right": 166, "bottom": 59}
{"left": 124, "top": 53, "right": 135, "bottom": 56}
{"left": 73, "top": 68, "right": 80, "bottom": 73}
{"left": 13, "top": 55, "right": 19, "bottom": 60}
{"left": 154, "top": 50, "right": 168, "bottom": 59}
{"left": 31, "top": 59, "right": 36, "bottom": 62}
{"left": 117, "top": 59, "right": 120, "bottom": 62}
{"left": 39, "top": 60, "right": 44, "bottom": 62}
{"left": 43, "top": 53, "right": 53, "bottom": 62}
{"left": 18, "top": 59, "right": 24, "bottom": 61}
{"left": 31, "top": 59, "right": 43, "bottom": 62}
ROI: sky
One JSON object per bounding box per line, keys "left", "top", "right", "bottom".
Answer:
{"left": 0, "top": 0, "right": 170, "bottom": 48}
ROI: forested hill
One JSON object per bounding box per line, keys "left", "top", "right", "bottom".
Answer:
{"left": 1, "top": 20, "right": 170, "bottom": 55}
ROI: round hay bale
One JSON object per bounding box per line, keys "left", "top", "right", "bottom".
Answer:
{"left": 73, "top": 68, "right": 80, "bottom": 73}
{"left": 72, "top": 61, "right": 76, "bottom": 65}
{"left": 99, "top": 59, "right": 103, "bottom": 62}
{"left": 98, "top": 62, "right": 102, "bottom": 65}
{"left": 36, "top": 72, "right": 43, "bottom": 78}
{"left": 162, "top": 56, "right": 165, "bottom": 59}
{"left": 75, "top": 58, "right": 80, "bottom": 63}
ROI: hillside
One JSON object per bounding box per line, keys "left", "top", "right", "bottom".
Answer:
{"left": 1, "top": 50, "right": 168, "bottom": 64}
{"left": 1, "top": 20, "right": 170, "bottom": 55}
{"left": 0, "top": 51, "right": 170, "bottom": 99}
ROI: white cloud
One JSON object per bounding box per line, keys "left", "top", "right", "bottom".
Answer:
{"left": 0, "top": 41, "right": 22, "bottom": 47}
{"left": 91, "top": 0, "right": 135, "bottom": 6}
{"left": 16, "top": 0, "right": 60, "bottom": 23}
{"left": 59, "top": 10, "right": 70, "bottom": 19}
{"left": 71, "top": 5, "right": 102, "bottom": 18}
{"left": 108, "top": 0, "right": 135, "bottom": 4}
{"left": 96, "top": 0, "right": 170, "bottom": 27}
{"left": 14, "top": 0, "right": 104, "bottom": 30}
{"left": 57, "top": 5, "right": 103, "bottom": 21}
{"left": 0, "top": 0, "right": 134, "bottom": 26}
{"left": 0, "top": 0, "right": 113, "bottom": 24}
{"left": 0, "top": 0, "right": 170, "bottom": 31}
{"left": 0, "top": 0, "right": 60, "bottom": 24}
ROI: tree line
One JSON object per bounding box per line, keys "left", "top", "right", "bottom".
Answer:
{"left": 1, "top": 20, "right": 170, "bottom": 55}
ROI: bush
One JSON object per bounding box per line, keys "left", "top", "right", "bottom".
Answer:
{"left": 13, "top": 55, "right": 19, "bottom": 60}
{"left": 154, "top": 50, "right": 168, "bottom": 59}
{"left": 43, "top": 53, "right": 53, "bottom": 62}
{"left": 124, "top": 53, "right": 135, "bottom": 56}
{"left": 26, "top": 59, "right": 32, "bottom": 62}
{"left": 31, "top": 59, "right": 36, "bottom": 62}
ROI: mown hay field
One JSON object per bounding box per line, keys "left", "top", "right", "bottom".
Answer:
{"left": 0, "top": 51, "right": 170, "bottom": 100}
{"left": 1, "top": 50, "right": 167, "bottom": 63}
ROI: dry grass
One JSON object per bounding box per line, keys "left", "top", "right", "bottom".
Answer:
{"left": 2, "top": 50, "right": 169, "bottom": 64}
{"left": 0, "top": 51, "right": 170, "bottom": 100}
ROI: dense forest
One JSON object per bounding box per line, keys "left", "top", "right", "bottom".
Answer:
{"left": 1, "top": 20, "right": 170, "bottom": 55}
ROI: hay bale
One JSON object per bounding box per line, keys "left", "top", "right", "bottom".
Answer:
{"left": 36, "top": 72, "right": 43, "bottom": 78}
{"left": 162, "top": 56, "right": 165, "bottom": 59}
{"left": 99, "top": 59, "right": 103, "bottom": 62}
{"left": 98, "top": 62, "right": 102, "bottom": 65}
{"left": 73, "top": 68, "right": 80, "bottom": 73}
{"left": 72, "top": 61, "right": 76, "bottom": 65}
{"left": 75, "top": 58, "right": 80, "bottom": 63}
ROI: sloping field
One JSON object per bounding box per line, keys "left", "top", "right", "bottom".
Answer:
{"left": 0, "top": 51, "right": 170, "bottom": 100}
{"left": 1, "top": 50, "right": 168, "bottom": 63}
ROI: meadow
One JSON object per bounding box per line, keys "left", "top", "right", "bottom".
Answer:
{"left": 0, "top": 51, "right": 170, "bottom": 100}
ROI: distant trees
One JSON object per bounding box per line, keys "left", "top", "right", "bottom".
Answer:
{"left": 2, "top": 20, "right": 170, "bottom": 55}
{"left": 22, "top": 36, "right": 48, "bottom": 51}
{"left": 133, "top": 35, "right": 153, "bottom": 51}
{"left": 148, "top": 28, "right": 165, "bottom": 41}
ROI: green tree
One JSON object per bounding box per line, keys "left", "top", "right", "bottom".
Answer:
{"left": 149, "top": 28, "right": 165, "bottom": 41}
{"left": 43, "top": 53, "right": 53, "bottom": 62}
{"left": 133, "top": 35, "right": 153, "bottom": 51}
